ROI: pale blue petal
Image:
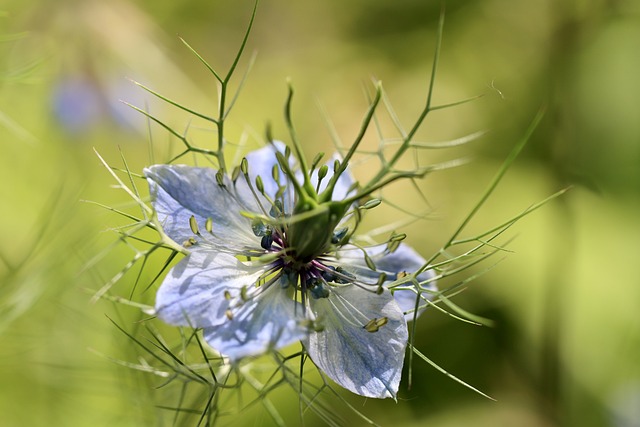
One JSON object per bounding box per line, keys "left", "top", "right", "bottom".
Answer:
{"left": 335, "top": 244, "right": 437, "bottom": 321}
{"left": 203, "top": 283, "right": 308, "bottom": 360}
{"left": 155, "top": 251, "right": 269, "bottom": 328}
{"left": 305, "top": 286, "right": 407, "bottom": 399}
{"left": 145, "top": 165, "right": 261, "bottom": 250}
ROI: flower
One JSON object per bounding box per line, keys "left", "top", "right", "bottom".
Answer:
{"left": 145, "top": 142, "right": 436, "bottom": 399}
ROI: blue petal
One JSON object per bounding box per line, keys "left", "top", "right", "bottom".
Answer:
{"left": 155, "top": 251, "right": 270, "bottom": 328}
{"left": 145, "top": 165, "right": 260, "bottom": 250}
{"left": 203, "top": 283, "right": 308, "bottom": 360}
{"left": 335, "top": 244, "right": 437, "bottom": 321}
{"left": 305, "top": 286, "right": 407, "bottom": 399}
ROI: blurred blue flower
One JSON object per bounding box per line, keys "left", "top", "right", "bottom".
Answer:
{"left": 51, "top": 73, "right": 146, "bottom": 135}
{"left": 51, "top": 75, "right": 104, "bottom": 133}
{"left": 145, "top": 143, "right": 436, "bottom": 399}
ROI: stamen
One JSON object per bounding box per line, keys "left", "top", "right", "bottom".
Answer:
{"left": 240, "top": 157, "right": 249, "bottom": 175}
{"left": 387, "top": 232, "right": 406, "bottom": 253}
{"left": 231, "top": 165, "right": 241, "bottom": 183}
{"left": 363, "top": 318, "right": 378, "bottom": 332}
{"left": 215, "top": 169, "right": 225, "bottom": 187}
{"left": 316, "top": 164, "right": 329, "bottom": 194}
{"left": 255, "top": 175, "right": 265, "bottom": 194}
{"left": 310, "top": 152, "right": 325, "bottom": 171}
{"left": 182, "top": 237, "right": 197, "bottom": 248}
{"left": 361, "top": 199, "right": 381, "bottom": 210}
{"left": 375, "top": 272, "right": 387, "bottom": 295}
{"left": 390, "top": 232, "right": 407, "bottom": 242}
{"left": 205, "top": 217, "right": 213, "bottom": 234}
{"left": 189, "top": 215, "right": 201, "bottom": 236}
{"left": 387, "top": 240, "right": 401, "bottom": 253}
{"left": 363, "top": 317, "right": 388, "bottom": 333}
{"left": 315, "top": 260, "right": 386, "bottom": 295}
{"left": 239, "top": 159, "right": 278, "bottom": 221}
{"left": 334, "top": 266, "right": 355, "bottom": 284}
{"left": 327, "top": 291, "right": 370, "bottom": 328}
{"left": 364, "top": 253, "right": 376, "bottom": 271}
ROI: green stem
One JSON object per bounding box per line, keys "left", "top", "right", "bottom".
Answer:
{"left": 364, "top": 10, "right": 445, "bottom": 189}
{"left": 284, "top": 82, "right": 315, "bottom": 197}
{"left": 320, "top": 82, "right": 382, "bottom": 203}
{"left": 443, "top": 108, "right": 545, "bottom": 249}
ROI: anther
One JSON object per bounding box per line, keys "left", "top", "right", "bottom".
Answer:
{"left": 361, "top": 199, "right": 381, "bottom": 210}
{"left": 376, "top": 317, "right": 388, "bottom": 328}
{"left": 255, "top": 175, "right": 265, "bottom": 194}
{"left": 364, "top": 318, "right": 378, "bottom": 332}
{"left": 387, "top": 240, "right": 401, "bottom": 253}
{"left": 363, "top": 317, "right": 388, "bottom": 333}
{"left": 215, "top": 169, "right": 225, "bottom": 187}
{"left": 189, "top": 215, "right": 201, "bottom": 236}
{"left": 375, "top": 272, "right": 387, "bottom": 295}
{"left": 231, "top": 165, "right": 241, "bottom": 182}
{"left": 390, "top": 232, "right": 407, "bottom": 242}
{"left": 364, "top": 253, "right": 376, "bottom": 271}
{"left": 182, "top": 237, "right": 198, "bottom": 248}
{"left": 205, "top": 218, "right": 213, "bottom": 234}
{"left": 225, "top": 309, "right": 233, "bottom": 320}
{"left": 387, "top": 233, "right": 406, "bottom": 253}
{"left": 240, "top": 157, "right": 249, "bottom": 175}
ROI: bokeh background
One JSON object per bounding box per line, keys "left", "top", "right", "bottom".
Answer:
{"left": 1, "top": 0, "right": 639, "bottom": 425}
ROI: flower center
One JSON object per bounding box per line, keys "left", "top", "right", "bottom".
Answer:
{"left": 251, "top": 204, "right": 344, "bottom": 300}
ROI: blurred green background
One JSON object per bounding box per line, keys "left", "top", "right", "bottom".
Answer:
{"left": 1, "top": 0, "right": 639, "bottom": 425}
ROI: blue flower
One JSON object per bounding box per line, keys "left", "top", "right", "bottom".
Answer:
{"left": 145, "top": 143, "right": 436, "bottom": 399}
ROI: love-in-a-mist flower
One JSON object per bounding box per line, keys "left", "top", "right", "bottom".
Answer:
{"left": 145, "top": 142, "right": 436, "bottom": 399}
